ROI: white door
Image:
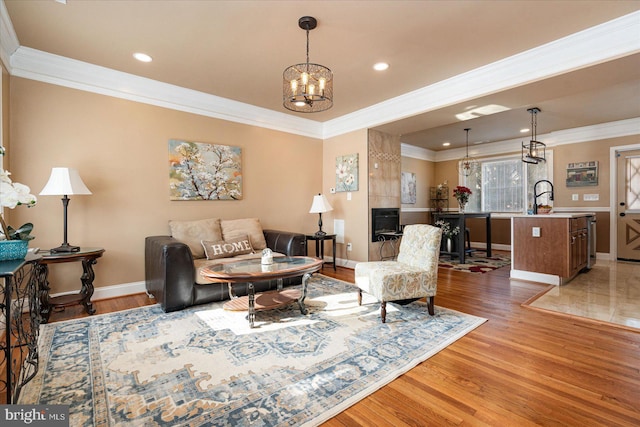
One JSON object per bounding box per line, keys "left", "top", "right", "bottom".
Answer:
{"left": 617, "top": 149, "right": 640, "bottom": 261}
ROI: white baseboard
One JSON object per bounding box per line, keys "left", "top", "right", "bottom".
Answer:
{"left": 468, "top": 242, "right": 511, "bottom": 252}
{"left": 324, "top": 256, "right": 357, "bottom": 270}
{"left": 42, "top": 250, "right": 614, "bottom": 303}
{"left": 50, "top": 280, "right": 148, "bottom": 301}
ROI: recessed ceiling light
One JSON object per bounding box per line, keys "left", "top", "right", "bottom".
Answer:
{"left": 520, "top": 128, "right": 530, "bottom": 133}
{"left": 133, "top": 52, "right": 153, "bottom": 63}
{"left": 373, "top": 62, "right": 389, "bottom": 71}
{"left": 442, "top": 142, "right": 451, "bottom": 147}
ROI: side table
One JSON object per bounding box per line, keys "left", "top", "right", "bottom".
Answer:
{"left": 39, "top": 247, "right": 105, "bottom": 323}
{"left": 378, "top": 231, "right": 403, "bottom": 260}
{"left": 305, "top": 234, "right": 336, "bottom": 271}
{"left": 0, "top": 253, "right": 42, "bottom": 403}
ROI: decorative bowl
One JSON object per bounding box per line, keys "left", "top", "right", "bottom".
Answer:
{"left": 0, "top": 240, "right": 29, "bottom": 261}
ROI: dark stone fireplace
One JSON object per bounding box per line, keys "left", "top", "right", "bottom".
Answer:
{"left": 371, "top": 208, "right": 400, "bottom": 242}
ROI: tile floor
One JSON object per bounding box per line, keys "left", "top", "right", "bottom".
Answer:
{"left": 527, "top": 259, "right": 640, "bottom": 330}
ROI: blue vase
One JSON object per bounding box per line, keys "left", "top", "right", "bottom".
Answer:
{"left": 0, "top": 240, "right": 29, "bottom": 261}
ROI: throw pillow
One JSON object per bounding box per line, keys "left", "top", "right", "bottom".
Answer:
{"left": 169, "top": 218, "right": 222, "bottom": 259}
{"left": 201, "top": 235, "right": 254, "bottom": 260}
{"left": 221, "top": 218, "right": 267, "bottom": 250}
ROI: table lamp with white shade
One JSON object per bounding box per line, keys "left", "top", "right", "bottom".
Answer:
{"left": 309, "top": 193, "right": 333, "bottom": 237}
{"left": 39, "top": 167, "right": 92, "bottom": 253}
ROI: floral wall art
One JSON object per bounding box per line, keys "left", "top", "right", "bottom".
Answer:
{"left": 169, "top": 139, "right": 242, "bottom": 200}
{"left": 335, "top": 153, "right": 359, "bottom": 192}
{"left": 401, "top": 172, "right": 416, "bottom": 204}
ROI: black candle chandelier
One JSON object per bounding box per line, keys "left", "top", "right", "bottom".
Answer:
{"left": 283, "top": 16, "right": 333, "bottom": 113}
{"left": 522, "top": 107, "right": 546, "bottom": 164}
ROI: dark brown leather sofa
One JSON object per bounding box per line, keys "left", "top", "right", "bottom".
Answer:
{"left": 145, "top": 230, "right": 307, "bottom": 312}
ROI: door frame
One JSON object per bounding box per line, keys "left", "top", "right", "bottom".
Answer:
{"left": 610, "top": 143, "right": 640, "bottom": 260}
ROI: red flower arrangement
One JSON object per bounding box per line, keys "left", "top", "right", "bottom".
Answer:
{"left": 453, "top": 186, "right": 472, "bottom": 206}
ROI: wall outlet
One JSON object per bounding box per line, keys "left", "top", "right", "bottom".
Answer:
{"left": 346, "top": 243, "right": 353, "bottom": 251}
{"left": 572, "top": 194, "right": 579, "bottom": 201}
{"left": 532, "top": 227, "right": 541, "bottom": 237}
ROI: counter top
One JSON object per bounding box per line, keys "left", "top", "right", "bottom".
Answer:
{"left": 512, "top": 213, "right": 595, "bottom": 219}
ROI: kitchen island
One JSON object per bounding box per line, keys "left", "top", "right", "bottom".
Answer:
{"left": 510, "top": 213, "right": 595, "bottom": 285}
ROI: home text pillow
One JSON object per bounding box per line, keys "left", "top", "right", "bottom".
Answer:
{"left": 221, "top": 218, "right": 267, "bottom": 250}
{"left": 169, "top": 218, "right": 222, "bottom": 259}
{"left": 201, "top": 235, "right": 254, "bottom": 260}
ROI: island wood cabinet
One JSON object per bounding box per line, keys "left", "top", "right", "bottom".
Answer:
{"left": 512, "top": 215, "right": 589, "bottom": 284}
{"left": 570, "top": 217, "right": 588, "bottom": 276}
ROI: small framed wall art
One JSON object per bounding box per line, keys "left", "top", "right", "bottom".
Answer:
{"left": 335, "top": 153, "right": 359, "bottom": 192}
{"left": 566, "top": 161, "right": 598, "bottom": 187}
{"left": 401, "top": 172, "right": 416, "bottom": 204}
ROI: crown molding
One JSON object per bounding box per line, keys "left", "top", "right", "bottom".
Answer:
{"left": 402, "top": 117, "right": 640, "bottom": 163}
{"left": 400, "top": 143, "right": 435, "bottom": 161}
{"left": 9, "top": 46, "right": 324, "bottom": 139}
{"left": 0, "top": 0, "right": 19, "bottom": 71}
{"left": 434, "top": 117, "right": 640, "bottom": 162}
{"left": 322, "top": 11, "right": 640, "bottom": 139}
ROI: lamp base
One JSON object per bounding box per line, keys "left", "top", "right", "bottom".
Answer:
{"left": 314, "top": 230, "right": 327, "bottom": 237}
{"left": 50, "top": 243, "right": 81, "bottom": 253}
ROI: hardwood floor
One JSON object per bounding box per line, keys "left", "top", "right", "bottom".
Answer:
{"left": 45, "top": 264, "right": 640, "bottom": 426}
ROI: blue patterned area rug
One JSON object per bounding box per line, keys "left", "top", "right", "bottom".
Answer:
{"left": 20, "top": 275, "right": 486, "bottom": 426}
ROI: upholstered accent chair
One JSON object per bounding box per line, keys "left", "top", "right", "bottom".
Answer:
{"left": 355, "top": 224, "right": 442, "bottom": 323}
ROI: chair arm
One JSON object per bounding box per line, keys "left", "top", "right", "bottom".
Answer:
{"left": 145, "top": 235, "right": 195, "bottom": 312}
{"left": 263, "top": 229, "right": 307, "bottom": 256}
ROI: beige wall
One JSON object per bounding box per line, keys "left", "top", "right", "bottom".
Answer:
{"left": 400, "top": 156, "right": 435, "bottom": 225}
{"left": 322, "top": 129, "right": 368, "bottom": 263}
{"left": 551, "top": 138, "right": 614, "bottom": 206}
{"left": 10, "top": 78, "right": 323, "bottom": 293}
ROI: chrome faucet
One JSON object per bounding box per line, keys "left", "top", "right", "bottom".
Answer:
{"left": 533, "top": 180, "right": 554, "bottom": 214}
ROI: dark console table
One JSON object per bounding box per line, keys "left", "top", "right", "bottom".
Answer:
{"left": 434, "top": 212, "right": 492, "bottom": 264}
{"left": 39, "top": 247, "right": 105, "bottom": 323}
{"left": 0, "top": 253, "right": 43, "bottom": 403}
{"left": 305, "top": 234, "right": 336, "bottom": 271}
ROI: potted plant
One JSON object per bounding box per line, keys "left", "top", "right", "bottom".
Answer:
{"left": 0, "top": 147, "right": 37, "bottom": 261}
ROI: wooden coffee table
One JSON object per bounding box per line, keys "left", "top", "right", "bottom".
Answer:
{"left": 200, "top": 256, "right": 323, "bottom": 328}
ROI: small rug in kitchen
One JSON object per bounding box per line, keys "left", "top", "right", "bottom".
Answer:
{"left": 439, "top": 251, "right": 510, "bottom": 273}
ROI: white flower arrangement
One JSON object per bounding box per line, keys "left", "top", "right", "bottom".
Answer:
{"left": 0, "top": 147, "right": 37, "bottom": 240}
{"left": 434, "top": 220, "right": 460, "bottom": 238}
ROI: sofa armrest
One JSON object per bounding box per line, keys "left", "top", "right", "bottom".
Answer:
{"left": 145, "top": 235, "right": 195, "bottom": 312}
{"left": 263, "top": 229, "right": 306, "bottom": 256}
